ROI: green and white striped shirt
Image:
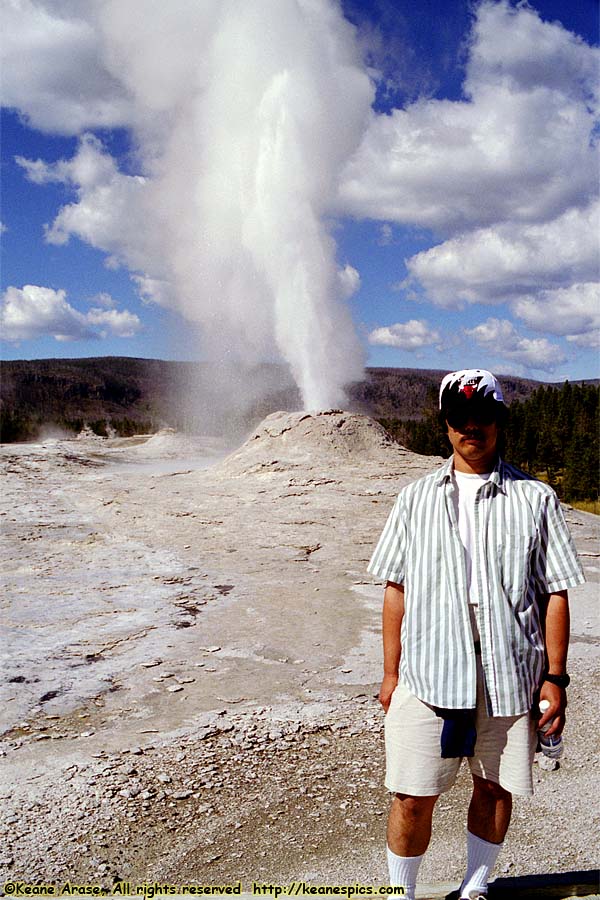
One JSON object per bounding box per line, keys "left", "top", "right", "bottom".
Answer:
{"left": 368, "top": 457, "right": 585, "bottom": 716}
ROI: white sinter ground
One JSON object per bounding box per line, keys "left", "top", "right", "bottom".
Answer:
{"left": 0, "top": 413, "right": 598, "bottom": 898}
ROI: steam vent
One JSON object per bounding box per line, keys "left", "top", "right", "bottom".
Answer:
{"left": 217, "top": 409, "right": 408, "bottom": 476}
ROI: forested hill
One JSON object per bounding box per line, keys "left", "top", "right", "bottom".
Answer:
{"left": 348, "top": 366, "right": 543, "bottom": 418}
{"left": 1, "top": 356, "right": 598, "bottom": 503}
{"left": 0, "top": 357, "right": 301, "bottom": 441}
{"left": 1, "top": 355, "right": 549, "bottom": 442}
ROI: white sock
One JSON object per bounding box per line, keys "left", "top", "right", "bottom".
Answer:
{"left": 386, "top": 845, "right": 423, "bottom": 900}
{"left": 460, "top": 830, "right": 503, "bottom": 898}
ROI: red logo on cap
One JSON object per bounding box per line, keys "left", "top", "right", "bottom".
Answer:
{"left": 460, "top": 383, "right": 477, "bottom": 399}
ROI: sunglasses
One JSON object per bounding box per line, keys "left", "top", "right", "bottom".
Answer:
{"left": 445, "top": 407, "right": 498, "bottom": 430}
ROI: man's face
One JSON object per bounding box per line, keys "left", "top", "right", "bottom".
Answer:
{"left": 445, "top": 407, "right": 499, "bottom": 472}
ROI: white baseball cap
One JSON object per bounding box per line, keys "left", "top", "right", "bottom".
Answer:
{"left": 439, "top": 369, "right": 505, "bottom": 409}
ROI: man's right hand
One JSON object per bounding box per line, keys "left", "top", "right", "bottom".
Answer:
{"left": 379, "top": 673, "right": 399, "bottom": 713}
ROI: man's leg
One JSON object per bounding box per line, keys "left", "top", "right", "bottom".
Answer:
{"left": 459, "top": 775, "right": 511, "bottom": 899}
{"left": 468, "top": 774, "right": 512, "bottom": 842}
{"left": 386, "top": 793, "right": 438, "bottom": 900}
{"left": 388, "top": 792, "right": 439, "bottom": 854}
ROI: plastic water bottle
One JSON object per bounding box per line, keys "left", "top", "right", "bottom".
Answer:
{"left": 537, "top": 699, "right": 564, "bottom": 759}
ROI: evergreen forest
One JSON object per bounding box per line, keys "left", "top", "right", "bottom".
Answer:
{"left": 380, "top": 381, "right": 599, "bottom": 505}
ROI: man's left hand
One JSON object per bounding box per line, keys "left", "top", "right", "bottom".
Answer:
{"left": 538, "top": 681, "right": 567, "bottom": 736}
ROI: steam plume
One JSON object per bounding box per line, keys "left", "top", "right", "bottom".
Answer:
{"left": 93, "top": 0, "right": 373, "bottom": 409}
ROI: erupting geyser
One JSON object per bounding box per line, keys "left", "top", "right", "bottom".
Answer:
{"left": 12, "top": 0, "right": 375, "bottom": 411}
{"left": 123, "top": 0, "right": 375, "bottom": 409}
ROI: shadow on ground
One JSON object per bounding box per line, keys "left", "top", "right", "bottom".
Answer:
{"left": 442, "top": 868, "right": 600, "bottom": 899}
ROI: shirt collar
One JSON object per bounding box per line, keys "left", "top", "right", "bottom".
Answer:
{"left": 434, "top": 456, "right": 506, "bottom": 493}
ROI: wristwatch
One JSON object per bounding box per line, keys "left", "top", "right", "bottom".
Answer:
{"left": 544, "top": 673, "right": 570, "bottom": 688}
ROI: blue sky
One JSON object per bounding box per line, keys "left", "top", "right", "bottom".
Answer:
{"left": 1, "top": 0, "right": 598, "bottom": 401}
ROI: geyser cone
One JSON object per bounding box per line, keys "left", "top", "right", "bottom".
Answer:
{"left": 217, "top": 409, "right": 405, "bottom": 476}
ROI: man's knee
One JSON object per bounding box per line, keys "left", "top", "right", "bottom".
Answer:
{"left": 472, "top": 775, "right": 511, "bottom": 801}
{"left": 392, "top": 792, "right": 438, "bottom": 819}
{"left": 388, "top": 793, "right": 439, "bottom": 855}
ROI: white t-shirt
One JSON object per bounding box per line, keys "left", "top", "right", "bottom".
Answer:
{"left": 452, "top": 469, "right": 492, "bottom": 607}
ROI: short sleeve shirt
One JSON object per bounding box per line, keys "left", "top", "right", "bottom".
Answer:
{"left": 368, "top": 458, "right": 585, "bottom": 716}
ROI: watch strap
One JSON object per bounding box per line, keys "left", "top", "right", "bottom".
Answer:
{"left": 544, "top": 673, "right": 570, "bottom": 688}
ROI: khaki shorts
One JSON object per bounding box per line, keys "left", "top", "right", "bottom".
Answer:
{"left": 384, "top": 656, "right": 537, "bottom": 798}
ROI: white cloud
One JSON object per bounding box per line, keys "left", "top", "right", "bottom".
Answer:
{"left": 404, "top": 200, "right": 599, "bottom": 307}
{"left": 337, "top": 264, "right": 361, "bottom": 299}
{"left": 14, "top": 155, "right": 70, "bottom": 185}
{"left": 338, "top": 1, "right": 599, "bottom": 233}
{"left": 566, "top": 331, "right": 600, "bottom": 350}
{"left": 465, "top": 317, "right": 566, "bottom": 373}
{"left": 17, "top": 134, "right": 152, "bottom": 269}
{"left": 85, "top": 307, "right": 141, "bottom": 338}
{"left": 467, "top": 0, "right": 599, "bottom": 112}
{"left": 88, "top": 292, "right": 116, "bottom": 309}
{"left": 512, "top": 283, "right": 600, "bottom": 348}
{"left": 0, "top": 0, "right": 133, "bottom": 135}
{"left": 369, "top": 319, "right": 441, "bottom": 351}
{"left": 1, "top": 284, "right": 141, "bottom": 342}
{"left": 378, "top": 224, "right": 393, "bottom": 246}
{"left": 0, "top": 221, "right": 7, "bottom": 234}
{"left": 336, "top": 1, "right": 600, "bottom": 360}
{"left": 130, "top": 275, "right": 175, "bottom": 308}
{"left": 1, "top": 285, "right": 93, "bottom": 341}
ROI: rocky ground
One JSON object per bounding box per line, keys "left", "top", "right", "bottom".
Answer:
{"left": 1, "top": 412, "right": 599, "bottom": 899}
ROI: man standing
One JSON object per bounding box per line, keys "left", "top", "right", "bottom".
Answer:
{"left": 368, "top": 369, "right": 584, "bottom": 900}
